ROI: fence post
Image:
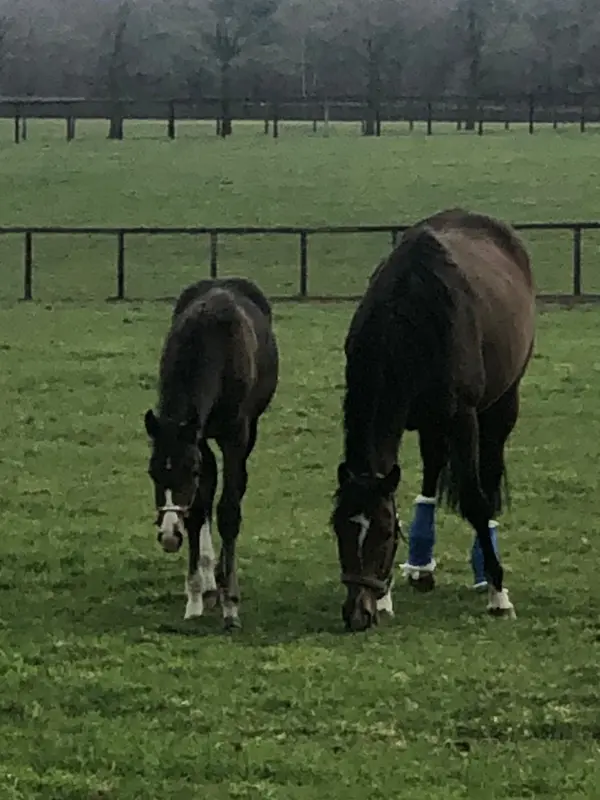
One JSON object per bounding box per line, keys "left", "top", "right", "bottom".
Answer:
{"left": 390, "top": 228, "right": 400, "bottom": 249}
{"left": 117, "top": 231, "right": 125, "bottom": 299}
{"left": 299, "top": 231, "right": 308, "bottom": 297}
{"left": 426, "top": 102, "right": 432, "bottom": 135}
{"left": 14, "top": 106, "right": 21, "bottom": 144}
{"left": 572, "top": 226, "right": 582, "bottom": 297}
{"left": 210, "top": 232, "right": 219, "bottom": 278}
{"left": 66, "top": 115, "right": 76, "bottom": 141}
{"left": 167, "top": 101, "right": 176, "bottom": 139}
{"left": 580, "top": 99, "right": 586, "bottom": 133}
{"left": 528, "top": 94, "right": 535, "bottom": 134}
{"left": 23, "top": 231, "right": 33, "bottom": 301}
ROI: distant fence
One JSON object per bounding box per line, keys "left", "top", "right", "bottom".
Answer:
{"left": 3, "top": 93, "right": 600, "bottom": 141}
{"left": 4, "top": 222, "right": 600, "bottom": 303}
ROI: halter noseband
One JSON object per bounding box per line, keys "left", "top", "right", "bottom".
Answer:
{"left": 339, "top": 511, "right": 403, "bottom": 599}
{"left": 157, "top": 501, "right": 191, "bottom": 517}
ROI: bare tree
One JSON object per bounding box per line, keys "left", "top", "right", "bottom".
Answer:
{"left": 97, "top": 0, "right": 133, "bottom": 139}
{"left": 203, "top": 0, "right": 278, "bottom": 136}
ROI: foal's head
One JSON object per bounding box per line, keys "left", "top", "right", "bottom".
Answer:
{"left": 331, "top": 462, "right": 402, "bottom": 632}
{"left": 144, "top": 409, "right": 201, "bottom": 553}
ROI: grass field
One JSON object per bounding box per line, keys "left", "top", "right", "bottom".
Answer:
{"left": 1, "top": 120, "right": 600, "bottom": 301}
{"left": 1, "top": 123, "right": 600, "bottom": 798}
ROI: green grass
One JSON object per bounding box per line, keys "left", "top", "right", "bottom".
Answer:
{"left": 0, "top": 121, "right": 600, "bottom": 301}
{"left": 1, "top": 123, "right": 600, "bottom": 798}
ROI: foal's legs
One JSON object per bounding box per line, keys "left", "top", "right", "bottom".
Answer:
{"left": 450, "top": 407, "right": 515, "bottom": 618}
{"left": 184, "top": 441, "right": 218, "bottom": 620}
{"left": 215, "top": 418, "right": 257, "bottom": 630}
{"left": 403, "top": 423, "right": 448, "bottom": 591}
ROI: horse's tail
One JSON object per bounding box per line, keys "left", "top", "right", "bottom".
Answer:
{"left": 436, "top": 441, "right": 512, "bottom": 515}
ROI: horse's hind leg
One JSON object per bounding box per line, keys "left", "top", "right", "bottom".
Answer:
{"left": 476, "top": 385, "right": 519, "bottom": 608}
{"left": 450, "top": 407, "right": 515, "bottom": 618}
{"left": 215, "top": 419, "right": 254, "bottom": 631}
{"left": 184, "top": 441, "right": 218, "bottom": 620}
{"left": 403, "top": 422, "right": 448, "bottom": 592}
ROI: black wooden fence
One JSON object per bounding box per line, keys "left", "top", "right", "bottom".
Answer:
{"left": 6, "top": 221, "right": 600, "bottom": 303}
{"left": 3, "top": 92, "right": 600, "bottom": 142}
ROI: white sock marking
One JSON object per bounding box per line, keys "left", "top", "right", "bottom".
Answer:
{"left": 199, "top": 520, "right": 217, "bottom": 594}
{"left": 487, "top": 587, "right": 516, "bottom": 618}
{"left": 376, "top": 590, "right": 394, "bottom": 616}
{"left": 184, "top": 572, "right": 204, "bottom": 620}
{"left": 401, "top": 558, "right": 437, "bottom": 581}
{"left": 222, "top": 598, "right": 239, "bottom": 625}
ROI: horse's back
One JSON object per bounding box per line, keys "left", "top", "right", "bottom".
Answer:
{"left": 173, "top": 277, "right": 273, "bottom": 324}
{"left": 419, "top": 209, "right": 535, "bottom": 409}
{"left": 172, "top": 277, "right": 278, "bottom": 425}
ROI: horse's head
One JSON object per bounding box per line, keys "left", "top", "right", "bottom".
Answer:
{"left": 144, "top": 408, "right": 201, "bottom": 553}
{"left": 331, "top": 462, "right": 402, "bottom": 632}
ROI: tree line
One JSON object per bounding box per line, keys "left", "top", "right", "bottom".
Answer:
{"left": 2, "top": 0, "right": 599, "bottom": 137}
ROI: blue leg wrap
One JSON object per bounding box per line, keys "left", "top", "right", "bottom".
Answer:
{"left": 407, "top": 497, "right": 436, "bottom": 568}
{"left": 471, "top": 521, "right": 500, "bottom": 587}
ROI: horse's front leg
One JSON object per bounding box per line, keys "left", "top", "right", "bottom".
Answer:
{"left": 215, "top": 428, "right": 250, "bottom": 631}
{"left": 403, "top": 424, "right": 448, "bottom": 592}
{"left": 184, "top": 515, "right": 205, "bottom": 620}
{"left": 184, "top": 443, "right": 219, "bottom": 619}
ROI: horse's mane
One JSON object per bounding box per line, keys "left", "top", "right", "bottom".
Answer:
{"left": 158, "top": 289, "right": 256, "bottom": 426}
{"left": 341, "top": 225, "right": 457, "bottom": 474}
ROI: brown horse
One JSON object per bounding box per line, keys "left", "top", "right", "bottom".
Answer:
{"left": 144, "top": 277, "right": 279, "bottom": 630}
{"left": 331, "top": 209, "right": 535, "bottom": 632}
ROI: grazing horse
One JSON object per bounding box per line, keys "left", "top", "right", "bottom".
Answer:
{"left": 331, "top": 209, "right": 535, "bottom": 632}
{"left": 144, "top": 277, "right": 279, "bottom": 630}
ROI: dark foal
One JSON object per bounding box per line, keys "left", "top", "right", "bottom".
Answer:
{"left": 144, "top": 277, "right": 279, "bottom": 630}
{"left": 331, "top": 209, "right": 535, "bottom": 632}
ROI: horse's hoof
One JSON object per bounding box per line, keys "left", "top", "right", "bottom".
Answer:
{"left": 409, "top": 573, "right": 435, "bottom": 593}
{"left": 223, "top": 616, "right": 242, "bottom": 632}
{"left": 488, "top": 606, "right": 516, "bottom": 620}
{"left": 202, "top": 590, "right": 219, "bottom": 610}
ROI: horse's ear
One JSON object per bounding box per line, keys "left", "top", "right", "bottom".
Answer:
{"left": 144, "top": 409, "right": 159, "bottom": 439}
{"left": 378, "top": 464, "right": 401, "bottom": 496}
{"left": 337, "top": 462, "right": 351, "bottom": 486}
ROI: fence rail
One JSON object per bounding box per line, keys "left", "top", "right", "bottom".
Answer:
{"left": 3, "top": 92, "right": 600, "bottom": 141}
{"left": 5, "top": 222, "right": 600, "bottom": 303}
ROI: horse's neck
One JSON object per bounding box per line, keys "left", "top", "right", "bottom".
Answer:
{"left": 344, "top": 369, "right": 408, "bottom": 477}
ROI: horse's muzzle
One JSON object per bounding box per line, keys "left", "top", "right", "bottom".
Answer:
{"left": 157, "top": 529, "right": 183, "bottom": 553}
{"left": 342, "top": 587, "right": 378, "bottom": 632}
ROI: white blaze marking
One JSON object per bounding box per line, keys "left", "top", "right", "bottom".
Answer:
{"left": 199, "top": 520, "right": 217, "bottom": 594}
{"left": 159, "top": 490, "right": 184, "bottom": 552}
{"left": 350, "top": 513, "right": 370, "bottom": 560}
